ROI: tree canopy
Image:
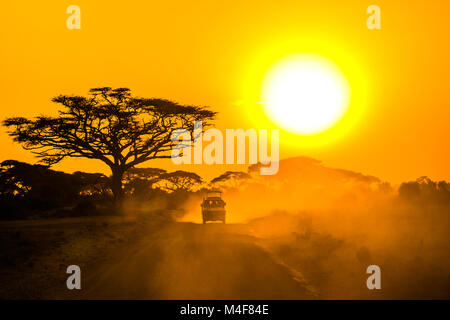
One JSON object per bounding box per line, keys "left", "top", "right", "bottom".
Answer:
{"left": 210, "top": 171, "right": 251, "bottom": 189}
{"left": 159, "top": 170, "right": 203, "bottom": 192}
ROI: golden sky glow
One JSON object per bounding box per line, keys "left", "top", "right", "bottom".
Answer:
{"left": 1, "top": 0, "right": 449, "bottom": 183}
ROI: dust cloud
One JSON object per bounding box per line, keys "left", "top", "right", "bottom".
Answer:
{"left": 174, "top": 157, "right": 450, "bottom": 298}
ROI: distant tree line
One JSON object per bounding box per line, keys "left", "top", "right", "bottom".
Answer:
{"left": 0, "top": 155, "right": 259, "bottom": 220}
{"left": 1, "top": 157, "right": 449, "bottom": 220}
{"left": 398, "top": 176, "right": 450, "bottom": 205}
{"left": 0, "top": 159, "right": 205, "bottom": 220}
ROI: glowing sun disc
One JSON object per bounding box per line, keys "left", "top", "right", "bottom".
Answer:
{"left": 261, "top": 54, "right": 351, "bottom": 135}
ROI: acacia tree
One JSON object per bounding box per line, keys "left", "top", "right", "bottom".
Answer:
{"left": 123, "top": 167, "right": 167, "bottom": 197}
{"left": 210, "top": 171, "right": 250, "bottom": 189}
{"left": 159, "top": 170, "right": 203, "bottom": 192}
{"left": 3, "top": 87, "right": 216, "bottom": 203}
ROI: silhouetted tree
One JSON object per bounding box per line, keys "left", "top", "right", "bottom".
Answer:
{"left": 3, "top": 87, "right": 216, "bottom": 204}
{"left": 399, "top": 176, "right": 450, "bottom": 204}
{"left": 399, "top": 181, "right": 422, "bottom": 202}
{"left": 210, "top": 171, "right": 250, "bottom": 189}
{"left": 72, "top": 171, "right": 110, "bottom": 197}
{"left": 123, "top": 167, "right": 167, "bottom": 198}
{"left": 0, "top": 160, "right": 79, "bottom": 208}
{"left": 159, "top": 170, "right": 203, "bottom": 192}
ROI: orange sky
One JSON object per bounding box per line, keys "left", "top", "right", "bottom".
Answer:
{"left": 1, "top": 0, "right": 449, "bottom": 183}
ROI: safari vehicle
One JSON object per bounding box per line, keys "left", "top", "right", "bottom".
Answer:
{"left": 201, "top": 190, "right": 226, "bottom": 224}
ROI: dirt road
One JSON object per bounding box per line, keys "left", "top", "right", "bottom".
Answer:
{"left": 67, "top": 222, "right": 315, "bottom": 299}
{"left": 2, "top": 214, "right": 448, "bottom": 299}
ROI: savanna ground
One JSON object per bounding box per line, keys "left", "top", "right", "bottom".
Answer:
{"left": 1, "top": 203, "right": 448, "bottom": 299}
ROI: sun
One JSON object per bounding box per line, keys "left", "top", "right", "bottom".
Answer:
{"left": 261, "top": 54, "right": 351, "bottom": 135}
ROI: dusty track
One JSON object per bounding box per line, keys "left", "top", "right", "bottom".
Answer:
{"left": 69, "top": 222, "right": 315, "bottom": 299}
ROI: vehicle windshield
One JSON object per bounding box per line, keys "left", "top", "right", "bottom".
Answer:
{"left": 207, "top": 192, "right": 222, "bottom": 198}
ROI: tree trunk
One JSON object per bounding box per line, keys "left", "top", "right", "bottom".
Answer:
{"left": 111, "top": 168, "right": 125, "bottom": 212}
